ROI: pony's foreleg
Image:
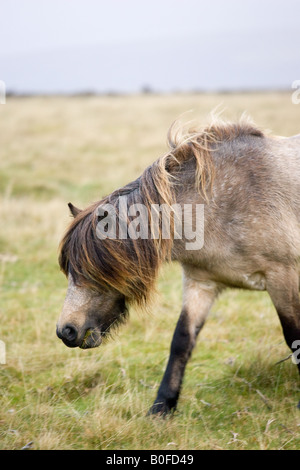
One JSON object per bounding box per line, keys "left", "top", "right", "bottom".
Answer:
{"left": 266, "top": 267, "right": 300, "bottom": 377}
{"left": 148, "top": 275, "right": 218, "bottom": 416}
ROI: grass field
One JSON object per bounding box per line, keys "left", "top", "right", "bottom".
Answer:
{"left": 1, "top": 92, "right": 300, "bottom": 450}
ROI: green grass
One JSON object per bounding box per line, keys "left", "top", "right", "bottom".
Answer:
{"left": 1, "top": 93, "right": 300, "bottom": 450}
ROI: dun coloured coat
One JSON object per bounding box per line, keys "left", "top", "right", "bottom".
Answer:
{"left": 57, "top": 118, "right": 300, "bottom": 414}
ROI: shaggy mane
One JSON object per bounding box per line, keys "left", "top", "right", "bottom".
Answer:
{"left": 59, "top": 118, "right": 264, "bottom": 305}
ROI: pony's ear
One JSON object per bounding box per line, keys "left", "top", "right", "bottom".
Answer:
{"left": 68, "top": 202, "right": 82, "bottom": 218}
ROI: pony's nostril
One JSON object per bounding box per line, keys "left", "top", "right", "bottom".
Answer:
{"left": 62, "top": 324, "right": 78, "bottom": 343}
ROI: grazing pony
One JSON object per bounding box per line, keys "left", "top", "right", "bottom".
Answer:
{"left": 57, "top": 118, "right": 300, "bottom": 414}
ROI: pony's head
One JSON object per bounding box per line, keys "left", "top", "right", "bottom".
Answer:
{"left": 56, "top": 189, "right": 164, "bottom": 348}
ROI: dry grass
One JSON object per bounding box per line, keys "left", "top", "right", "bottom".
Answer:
{"left": 0, "top": 92, "right": 300, "bottom": 450}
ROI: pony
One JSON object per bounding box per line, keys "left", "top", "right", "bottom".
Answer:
{"left": 57, "top": 118, "right": 300, "bottom": 414}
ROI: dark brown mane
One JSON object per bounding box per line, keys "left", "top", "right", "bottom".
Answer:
{"left": 58, "top": 174, "right": 171, "bottom": 306}
{"left": 59, "top": 118, "right": 264, "bottom": 305}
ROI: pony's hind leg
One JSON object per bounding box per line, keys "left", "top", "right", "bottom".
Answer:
{"left": 148, "top": 274, "right": 218, "bottom": 416}
{"left": 266, "top": 267, "right": 300, "bottom": 378}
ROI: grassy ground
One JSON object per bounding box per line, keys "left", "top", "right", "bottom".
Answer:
{"left": 0, "top": 92, "right": 300, "bottom": 450}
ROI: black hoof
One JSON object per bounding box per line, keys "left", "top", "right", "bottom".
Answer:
{"left": 147, "top": 401, "right": 174, "bottom": 417}
{"left": 297, "top": 400, "right": 300, "bottom": 410}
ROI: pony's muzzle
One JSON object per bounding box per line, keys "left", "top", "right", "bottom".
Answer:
{"left": 56, "top": 323, "right": 79, "bottom": 348}
{"left": 79, "top": 328, "right": 102, "bottom": 349}
{"left": 56, "top": 323, "right": 102, "bottom": 349}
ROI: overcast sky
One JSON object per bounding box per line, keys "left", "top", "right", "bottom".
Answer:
{"left": 0, "top": 0, "right": 299, "bottom": 93}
